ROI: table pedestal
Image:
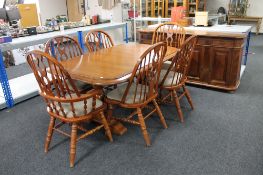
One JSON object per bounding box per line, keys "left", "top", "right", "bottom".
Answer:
{"left": 93, "top": 85, "right": 128, "bottom": 135}
{"left": 109, "top": 119, "right": 127, "bottom": 135}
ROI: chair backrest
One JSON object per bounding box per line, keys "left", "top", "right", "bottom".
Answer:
{"left": 27, "top": 51, "right": 102, "bottom": 119}
{"left": 121, "top": 42, "right": 167, "bottom": 105}
{"left": 160, "top": 35, "right": 197, "bottom": 87}
{"left": 27, "top": 50, "right": 80, "bottom": 98}
{"left": 85, "top": 30, "right": 114, "bottom": 52}
{"left": 152, "top": 22, "right": 186, "bottom": 48}
{"left": 45, "top": 35, "right": 83, "bottom": 61}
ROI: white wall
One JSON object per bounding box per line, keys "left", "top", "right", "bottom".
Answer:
{"left": 86, "top": 0, "right": 129, "bottom": 22}
{"left": 206, "top": 0, "right": 228, "bottom": 13}
{"left": 38, "top": 0, "right": 67, "bottom": 25}
{"left": 86, "top": 0, "right": 130, "bottom": 44}
{"left": 23, "top": 0, "right": 67, "bottom": 25}
{"left": 207, "top": 0, "right": 263, "bottom": 33}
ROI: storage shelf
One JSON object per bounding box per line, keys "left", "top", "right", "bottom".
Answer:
{"left": 140, "top": 0, "right": 206, "bottom": 18}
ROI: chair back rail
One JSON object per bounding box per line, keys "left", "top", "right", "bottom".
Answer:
{"left": 85, "top": 30, "right": 114, "bottom": 52}
{"left": 45, "top": 35, "right": 83, "bottom": 61}
{"left": 122, "top": 42, "right": 167, "bottom": 105}
{"left": 160, "top": 35, "right": 197, "bottom": 88}
{"left": 27, "top": 51, "right": 100, "bottom": 120}
{"left": 152, "top": 22, "right": 186, "bottom": 48}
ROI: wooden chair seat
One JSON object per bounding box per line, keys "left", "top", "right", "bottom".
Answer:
{"left": 48, "top": 94, "right": 103, "bottom": 118}
{"left": 106, "top": 83, "right": 150, "bottom": 104}
{"left": 162, "top": 61, "right": 173, "bottom": 70}
{"left": 159, "top": 70, "right": 184, "bottom": 87}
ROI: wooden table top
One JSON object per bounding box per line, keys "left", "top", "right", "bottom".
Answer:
{"left": 61, "top": 43, "right": 177, "bottom": 86}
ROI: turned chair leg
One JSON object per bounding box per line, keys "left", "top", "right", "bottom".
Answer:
{"left": 45, "top": 117, "right": 56, "bottom": 153}
{"left": 100, "top": 112, "right": 113, "bottom": 142}
{"left": 137, "top": 108, "right": 151, "bottom": 146}
{"left": 172, "top": 90, "right": 184, "bottom": 123}
{"left": 158, "top": 89, "right": 163, "bottom": 104}
{"left": 106, "top": 104, "right": 113, "bottom": 121}
{"left": 153, "top": 99, "right": 168, "bottom": 129}
{"left": 183, "top": 85, "right": 194, "bottom": 110}
{"left": 70, "top": 123, "right": 78, "bottom": 168}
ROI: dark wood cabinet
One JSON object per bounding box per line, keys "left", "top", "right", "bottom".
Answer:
{"left": 138, "top": 29, "right": 248, "bottom": 91}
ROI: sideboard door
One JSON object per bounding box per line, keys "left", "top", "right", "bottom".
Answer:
{"left": 209, "top": 47, "right": 232, "bottom": 87}
{"left": 188, "top": 45, "right": 203, "bottom": 81}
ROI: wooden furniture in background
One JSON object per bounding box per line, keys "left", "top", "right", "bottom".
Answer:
{"left": 140, "top": 0, "right": 206, "bottom": 18}
{"left": 45, "top": 35, "right": 90, "bottom": 92}
{"left": 159, "top": 36, "right": 197, "bottom": 122}
{"left": 138, "top": 28, "right": 249, "bottom": 91}
{"left": 85, "top": 30, "right": 114, "bottom": 52}
{"left": 228, "top": 16, "right": 262, "bottom": 35}
{"left": 17, "top": 4, "right": 39, "bottom": 28}
{"left": 165, "top": 0, "right": 189, "bottom": 17}
{"left": 152, "top": 22, "right": 186, "bottom": 48}
{"left": 67, "top": 0, "right": 85, "bottom": 22}
{"left": 141, "top": 0, "right": 165, "bottom": 17}
{"left": 188, "top": 0, "right": 206, "bottom": 17}
{"left": 105, "top": 42, "right": 168, "bottom": 146}
{"left": 26, "top": 50, "right": 113, "bottom": 167}
{"left": 228, "top": 0, "right": 250, "bottom": 17}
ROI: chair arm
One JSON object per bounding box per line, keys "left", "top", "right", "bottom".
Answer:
{"left": 39, "top": 89, "right": 102, "bottom": 103}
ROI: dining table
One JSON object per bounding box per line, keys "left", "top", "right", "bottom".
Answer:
{"left": 60, "top": 43, "right": 178, "bottom": 135}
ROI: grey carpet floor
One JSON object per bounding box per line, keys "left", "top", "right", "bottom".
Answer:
{"left": 0, "top": 35, "right": 263, "bottom": 175}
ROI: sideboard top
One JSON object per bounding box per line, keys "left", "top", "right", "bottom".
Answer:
{"left": 140, "top": 24, "right": 252, "bottom": 38}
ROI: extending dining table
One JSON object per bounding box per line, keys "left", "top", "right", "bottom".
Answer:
{"left": 60, "top": 43, "right": 178, "bottom": 135}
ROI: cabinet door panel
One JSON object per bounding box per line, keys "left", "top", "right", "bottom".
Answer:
{"left": 188, "top": 45, "right": 203, "bottom": 81}
{"left": 209, "top": 47, "right": 231, "bottom": 85}
{"left": 188, "top": 45, "right": 211, "bottom": 83}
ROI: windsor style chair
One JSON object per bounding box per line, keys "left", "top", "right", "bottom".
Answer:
{"left": 85, "top": 30, "right": 116, "bottom": 90}
{"left": 45, "top": 35, "right": 91, "bottom": 92}
{"left": 105, "top": 42, "right": 168, "bottom": 146}
{"left": 85, "top": 30, "right": 114, "bottom": 52}
{"left": 152, "top": 22, "right": 186, "bottom": 70}
{"left": 27, "top": 50, "right": 113, "bottom": 167}
{"left": 152, "top": 22, "right": 186, "bottom": 48}
{"left": 159, "top": 35, "right": 197, "bottom": 123}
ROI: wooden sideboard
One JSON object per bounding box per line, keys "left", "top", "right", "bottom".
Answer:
{"left": 138, "top": 28, "right": 250, "bottom": 91}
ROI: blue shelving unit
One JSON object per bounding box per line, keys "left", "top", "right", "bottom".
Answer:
{"left": 0, "top": 50, "right": 14, "bottom": 108}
